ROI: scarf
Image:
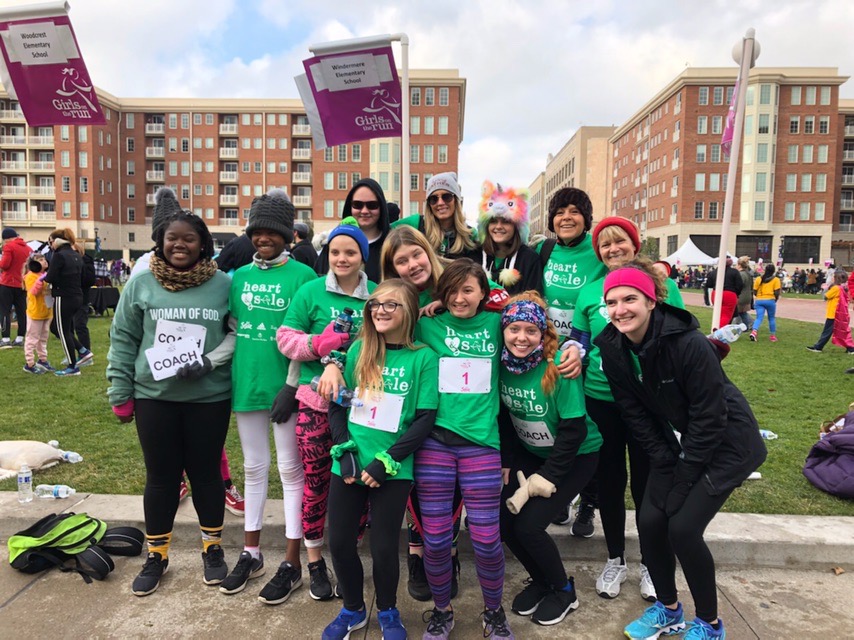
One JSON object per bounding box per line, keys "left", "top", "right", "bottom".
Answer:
{"left": 501, "top": 343, "right": 544, "bottom": 375}
{"left": 252, "top": 250, "right": 289, "bottom": 270}
{"left": 149, "top": 253, "right": 218, "bottom": 292}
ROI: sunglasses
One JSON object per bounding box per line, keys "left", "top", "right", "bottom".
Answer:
{"left": 367, "top": 301, "right": 401, "bottom": 313}
{"left": 351, "top": 200, "right": 380, "bottom": 211}
{"left": 427, "top": 193, "right": 455, "bottom": 206}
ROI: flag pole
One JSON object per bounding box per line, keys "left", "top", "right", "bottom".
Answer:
{"left": 712, "top": 28, "right": 759, "bottom": 330}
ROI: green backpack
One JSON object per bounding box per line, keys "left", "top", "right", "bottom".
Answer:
{"left": 8, "top": 512, "right": 142, "bottom": 583}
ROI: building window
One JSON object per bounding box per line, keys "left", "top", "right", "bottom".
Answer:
{"left": 697, "top": 116, "right": 708, "bottom": 134}
{"left": 378, "top": 143, "right": 390, "bottom": 163}
{"left": 181, "top": 185, "right": 190, "bottom": 199}
{"left": 439, "top": 87, "right": 449, "bottom": 106}
{"left": 754, "top": 201, "right": 765, "bottom": 220}
{"left": 337, "top": 172, "right": 347, "bottom": 190}
{"left": 695, "top": 174, "right": 705, "bottom": 191}
{"left": 78, "top": 152, "right": 88, "bottom": 168}
{"left": 181, "top": 114, "right": 189, "bottom": 128}
{"left": 193, "top": 114, "right": 202, "bottom": 125}
{"left": 254, "top": 162, "right": 262, "bottom": 173}
{"left": 709, "top": 173, "right": 720, "bottom": 191}
{"left": 61, "top": 176, "right": 70, "bottom": 192}
{"left": 818, "top": 145, "right": 829, "bottom": 163}
{"left": 60, "top": 125, "right": 69, "bottom": 141}
{"left": 820, "top": 86, "right": 831, "bottom": 105}
{"left": 352, "top": 144, "right": 361, "bottom": 162}
{"left": 801, "top": 174, "right": 812, "bottom": 192}
{"left": 378, "top": 172, "right": 389, "bottom": 191}
{"left": 410, "top": 174, "right": 419, "bottom": 191}
{"left": 696, "top": 145, "right": 707, "bottom": 162}
{"left": 816, "top": 173, "right": 827, "bottom": 192}
{"left": 279, "top": 114, "right": 288, "bottom": 125}
{"left": 698, "top": 87, "right": 709, "bottom": 105}
{"left": 410, "top": 116, "right": 420, "bottom": 135}
{"left": 182, "top": 138, "right": 189, "bottom": 152}
{"left": 784, "top": 202, "right": 795, "bottom": 220}
{"left": 423, "top": 145, "right": 434, "bottom": 163}
{"left": 758, "top": 114, "right": 770, "bottom": 134}
{"left": 726, "top": 86, "right": 734, "bottom": 104}
{"left": 411, "top": 87, "right": 421, "bottom": 106}
{"left": 789, "top": 117, "right": 799, "bottom": 134}
{"left": 710, "top": 144, "right": 721, "bottom": 163}
{"left": 815, "top": 202, "right": 826, "bottom": 220}
{"left": 711, "top": 115, "right": 723, "bottom": 135}
{"left": 324, "top": 148, "right": 334, "bottom": 162}
{"left": 799, "top": 202, "right": 810, "bottom": 220}
{"left": 127, "top": 160, "right": 135, "bottom": 176}
{"left": 805, "top": 86, "right": 816, "bottom": 105}
{"left": 279, "top": 162, "right": 288, "bottom": 173}
{"left": 410, "top": 145, "right": 419, "bottom": 163}
{"left": 338, "top": 144, "right": 347, "bottom": 162}
{"left": 438, "top": 116, "right": 449, "bottom": 135}
{"left": 756, "top": 143, "right": 768, "bottom": 163}
{"left": 206, "top": 114, "right": 214, "bottom": 125}
{"left": 819, "top": 116, "right": 830, "bottom": 134}
{"left": 803, "top": 145, "right": 814, "bottom": 163}
{"left": 424, "top": 117, "right": 434, "bottom": 135}
{"left": 713, "top": 86, "right": 724, "bottom": 105}
{"left": 788, "top": 145, "right": 798, "bottom": 163}
{"left": 759, "top": 84, "right": 771, "bottom": 105}
{"left": 791, "top": 86, "right": 801, "bottom": 105}
{"left": 438, "top": 145, "right": 448, "bottom": 163}
{"left": 786, "top": 174, "right": 797, "bottom": 192}
{"left": 425, "top": 88, "right": 435, "bottom": 106}
{"left": 755, "top": 172, "right": 767, "bottom": 192}
{"left": 708, "top": 202, "right": 719, "bottom": 219}
{"left": 804, "top": 116, "right": 815, "bottom": 134}
{"left": 126, "top": 113, "right": 134, "bottom": 128}
{"left": 694, "top": 202, "right": 704, "bottom": 219}
{"left": 351, "top": 172, "right": 361, "bottom": 185}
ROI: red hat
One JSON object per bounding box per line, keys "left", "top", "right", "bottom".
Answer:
{"left": 591, "top": 216, "right": 641, "bottom": 262}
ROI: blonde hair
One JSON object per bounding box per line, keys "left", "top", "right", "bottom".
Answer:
{"left": 424, "top": 196, "right": 476, "bottom": 256}
{"left": 354, "top": 280, "right": 421, "bottom": 396}
{"left": 503, "top": 290, "right": 561, "bottom": 396}
{"left": 381, "top": 226, "right": 444, "bottom": 291}
{"left": 596, "top": 224, "right": 632, "bottom": 249}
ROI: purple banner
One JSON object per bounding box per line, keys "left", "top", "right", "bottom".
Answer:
{"left": 297, "top": 45, "right": 401, "bottom": 150}
{"left": 0, "top": 11, "right": 104, "bottom": 126}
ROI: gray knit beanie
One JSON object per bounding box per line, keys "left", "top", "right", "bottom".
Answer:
{"left": 245, "top": 188, "right": 295, "bottom": 244}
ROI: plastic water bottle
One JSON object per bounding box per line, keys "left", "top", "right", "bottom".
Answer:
{"left": 333, "top": 307, "right": 355, "bottom": 334}
{"left": 60, "top": 451, "right": 83, "bottom": 463}
{"left": 759, "top": 429, "right": 778, "bottom": 440}
{"left": 310, "top": 376, "right": 364, "bottom": 408}
{"left": 711, "top": 323, "right": 748, "bottom": 344}
{"left": 17, "top": 464, "right": 33, "bottom": 503}
{"left": 36, "top": 484, "right": 77, "bottom": 499}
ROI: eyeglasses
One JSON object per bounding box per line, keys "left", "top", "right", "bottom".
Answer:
{"left": 351, "top": 200, "right": 380, "bottom": 211}
{"left": 427, "top": 193, "right": 455, "bottom": 206}
{"left": 367, "top": 301, "right": 402, "bottom": 313}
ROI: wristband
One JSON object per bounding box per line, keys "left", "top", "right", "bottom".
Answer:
{"left": 559, "top": 338, "right": 587, "bottom": 360}
{"left": 374, "top": 451, "right": 401, "bottom": 477}
{"left": 320, "top": 350, "right": 347, "bottom": 372}
{"left": 330, "top": 440, "right": 357, "bottom": 460}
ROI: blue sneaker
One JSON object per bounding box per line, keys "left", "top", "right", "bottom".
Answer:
{"left": 54, "top": 366, "right": 81, "bottom": 377}
{"left": 37, "top": 360, "right": 55, "bottom": 371}
{"left": 378, "top": 607, "right": 407, "bottom": 640}
{"left": 624, "top": 601, "right": 686, "bottom": 639}
{"left": 23, "top": 365, "right": 45, "bottom": 375}
{"left": 322, "top": 606, "right": 367, "bottom": 640}
{"left": 685, "top": 618, "right": 725, "bottom": 639}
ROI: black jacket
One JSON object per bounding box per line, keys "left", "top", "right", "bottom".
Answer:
{"left": 704, "top": 265, "right": 744, "bottom": 295}
{"left": 215, "top": 234, "right": 255, "bottom": 273}
{"left": 290, "top": 239, "right": 317, "bottom": 268}
{"left": 594, "top": 304, "right": 766, "bottom": 495}
{"left": 315, "top": 177, "right": 390, "bottom": 283}
{"left": 44, "top": 244, "right": 83, "bottom": 297}
{"left": 469, "top": 244, "right": 543, "bottom": 297}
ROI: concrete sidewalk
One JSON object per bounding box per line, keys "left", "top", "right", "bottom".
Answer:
{"left": 1, "top": 492, "right": 853, "bottom": 638}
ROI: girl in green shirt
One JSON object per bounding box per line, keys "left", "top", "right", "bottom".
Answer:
{"left": 323, "top": 279, "right": 439, "bottom": 639}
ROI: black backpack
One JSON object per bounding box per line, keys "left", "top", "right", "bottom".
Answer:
{"left": 538, "top": 238, "right": 557, "bottom": 268}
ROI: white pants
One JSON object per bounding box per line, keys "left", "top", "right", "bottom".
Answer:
{"left": 235, "top": 410, "right": 303, "bottom": 540}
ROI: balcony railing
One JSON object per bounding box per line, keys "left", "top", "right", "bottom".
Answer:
{"left": 846, "top": 125, "right": 854, "bottom": 136}
{"left": 219, "top": 147, "right": 238, "bottom": 159}
{"left": 220, "top": 195, "right": 239, "bottom": 206}
{"left": 146, "top": 170, "right": 165, "bottom": 182}
{"left": 841, "top": 198, "right": 854, "bottom": 210}
{"left": 33, "top": 211, "right": 56, "bottom": 221}
{"left": 292, "top": 195, "right": 312, "bottom": 206}
{"left": 145, "top": 123, "right": 165, "bottom": 135}
{"left": 145, "top": 147, "right": 165, "bottom": 158}
{"left": 292, "top": 171, "right": 311, "bottom": 183}
{"left": 30, "top": 186, "right": 55, "bottom": 196}
{"left": 30, "top": 161, "right": 54, "bottom": 171}
{"left": 844, "top": 150, "right": 854, "bottom": 161}
{"left": 28, "top": 136, "right": 54, "bottom": 145}
{"left": 292, "top": 124, "right": 311, "bottom": 136}
{"left": 219, "top": 171, "right": 238, "bottom": 182}
{"left": 842, "top": 175, "right": 854, "bottom": 185}
{"left": 1, "top": 210, "right": 28, "bottom": 220}
{"left": 0, "top": 161, "right": 26, "bottom": 171}
{"left": 839, "top": 223, "right": 854, "bottom": 232}
{"left": 0, "top": 135, "right": 26, "bottom": 145}
{"left": 219, "top": 218, "right": 241, "bottom": 226}
{"left": 4, "top": 186, "right": 28, "bottom": 195}
{"left": 219, "top": 123, "right": 238, "bottom": 135}
{"left": 146, "top": 194, "right": 157, "bottom": 205}
{"left": 0, "top": 110, "right": 25, "bottom": 120}
{"left": 292, "top": 148, "right": 312, "bottom": 160}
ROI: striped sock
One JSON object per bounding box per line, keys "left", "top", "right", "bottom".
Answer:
{"left": 146, "top": 532, "right": 172, "bottom": 559}
{"left": 200, "top": 525, "right": 223, "bottom": 552}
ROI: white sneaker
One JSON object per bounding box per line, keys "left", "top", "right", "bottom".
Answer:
{"left": 12, "top": 336, "right": 23, "bottom": 346}
{"left": 639, "top": 563, "right": 657, "bottom": 602}
{"left": 0, "top": 337, "right": 11, "bottom": 349}
{"left": 595, "top": 557, "right": 627, "bottom": 598}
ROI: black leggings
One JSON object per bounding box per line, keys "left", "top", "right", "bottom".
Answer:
{"left": 135, "top": 398, "right": 230, "bottom": 535}
{"left": 73, "top": 300, "right": 91, "bottom": 351}
{"left": 586, "top": 396, "right": 650, "bottom": 561}
{"left": 638, "top": 480, "right": 733, "bottom": 623}
{"left": 327, "top": 475, "right": 411, "bottom": 611}
{"left": 0, "top": 285, "right": 26, "bottom": 338}
{"left": 500, "top": 448, "right": 598, "bottom": 589}
{"left": 50, "top": 295, "right": 84, "bottom": 367}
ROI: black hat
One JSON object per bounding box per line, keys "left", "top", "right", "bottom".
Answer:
{"left": 547, "top": 187, "right": 593, "bottom": 233}
{"left": 152, "top": 187, "right": 182, "bottom": 241}
{"left": 246, "top": 188, "right": 295, "bottom": 244}
{"left": 2, "top": 227, "right": 18, "bottom": 240}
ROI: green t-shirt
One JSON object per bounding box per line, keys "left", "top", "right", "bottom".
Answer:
{"left": 418, "top": 287, "right": 434, "bottom": 308}
{"left": 499, "top": 360, "right": 602, "bottom": 459}
{"left": 415, "top": 310, "right": 502, "bottom": 449}
{"left": 331, "top": 340, "right": 439, "bottom": 483}
{"left": 538, "top": 235, "right": 607, "bottom": 337}
{"left": 392, "top": 214, "right": 421, "bottom": 230}
{"left": 229, "top": 259, "right": 317, "bottom": 412}
{"left": 281, "top": 277, "right": 376, "bottom": 386}
{"left": 664, "top": 278, "right": 685, "bottom": 309}
{"left": 573, "top": 277, "right": 613, "bottom": 401}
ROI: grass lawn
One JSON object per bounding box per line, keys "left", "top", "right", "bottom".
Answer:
{"left": 0, "top": 307, "right": 852, "bottom": 517}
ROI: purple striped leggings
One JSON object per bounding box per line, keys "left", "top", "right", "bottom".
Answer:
{"left": 415, "top": 437, "right": 504, "bottom": 610}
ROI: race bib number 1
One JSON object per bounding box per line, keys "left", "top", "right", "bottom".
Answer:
{"left": 350, "top": 393, "right": 404, "bottom": 433}
{"left": 438, "top": 357, "right": 492, "bottom": 394}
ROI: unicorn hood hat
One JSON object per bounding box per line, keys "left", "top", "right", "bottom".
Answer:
{"left": 477, "top": 180, "right": 529, "bottom": 245}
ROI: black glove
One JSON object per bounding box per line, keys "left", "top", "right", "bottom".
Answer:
{"left": 175, "top": 356, "right": 212, "bottom": 380}
{"left": 646, "top": 465, "right": 675, "bottom": 511}
{"left": 362, "top": 459, "right": 387, "bottom": 485}
{"left": 270, "top": 384, "right": 298, "bottom": 423}
{"left": 339, "top": 451, "right": 358, "bottom": 480}
{"left": 665, "top": 481, "right": 693, "bottom": 517}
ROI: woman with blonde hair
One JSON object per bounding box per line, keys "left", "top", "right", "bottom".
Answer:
{"left": 381, "top": 226, "right": 445, "bottom": 308}
{"left": 393, "top": 172, "right": 477, "bottom": 260}
{"left": 44, "top": 228, "right": 86, "bottom": 376}
{"left": 322, "top": 279, "right": 439, "bottom": 640}
{"left": 499, "top": 291, "right": 601, "bottom": 627}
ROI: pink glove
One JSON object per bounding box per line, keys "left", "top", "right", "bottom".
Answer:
{"left": 112, "top": 398, "right": 135, "bottom": 418}
{"left": 312, "top": 321, "right": 349, "bottom": 358}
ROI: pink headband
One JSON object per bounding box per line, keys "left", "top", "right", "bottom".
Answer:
{"left": 603, "top": 268, "right": 657, "bottom": 301}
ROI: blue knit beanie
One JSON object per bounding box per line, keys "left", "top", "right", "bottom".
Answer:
{"left": 327, "top": 217, "right": 369, "bottom": 263}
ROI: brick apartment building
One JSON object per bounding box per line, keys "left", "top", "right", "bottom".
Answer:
{"left": 0, "top": 69, "right": 465, "bottom": 256}
{"left": 609, "top": 67, "right": 847, "bottom": 267}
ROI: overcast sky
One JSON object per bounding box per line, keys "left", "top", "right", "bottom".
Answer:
{"left": 8, "top": 0, "right": 854, "bottom": 212}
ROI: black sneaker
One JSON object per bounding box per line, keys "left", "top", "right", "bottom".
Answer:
{"left": 308, "top": 557, "right": 335, "bottom": 601}
{"left": 450, "top": 554, "right": 460, "bottom": 599}
{"left": 132, "top": 552, "right": 169, "bottom": 597}
{"left": 571, "top": 502, "right": 595, "bottom": 538}
{"left": 531, "top": 579, "right": 579, "bottom": 626}
{"left": 482, "top": 605, "right": 514, "bottom": 639}
{"left": 511, "top": 578, "right": 550, "bottom": 616}
{"left": 551, "top": 504, "right": 572, "bottom": 526}
{"left": 407, "top": 553, "right": 432, "bottom": 601}
{"left": 202, "top": 544, "right": 228, "bottom": 585}
{"left": 219, "top": 550, "right": 265, "bottom": 594}
{"left": 258, "top": 561, "right": 303, "bottom": 605}
{"left": 422, "top": 608, "right": 455, "bottom": 639}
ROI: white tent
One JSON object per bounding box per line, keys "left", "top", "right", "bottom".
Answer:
{"left": 663, "top": 238, "right": 715, "bottom": 266}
